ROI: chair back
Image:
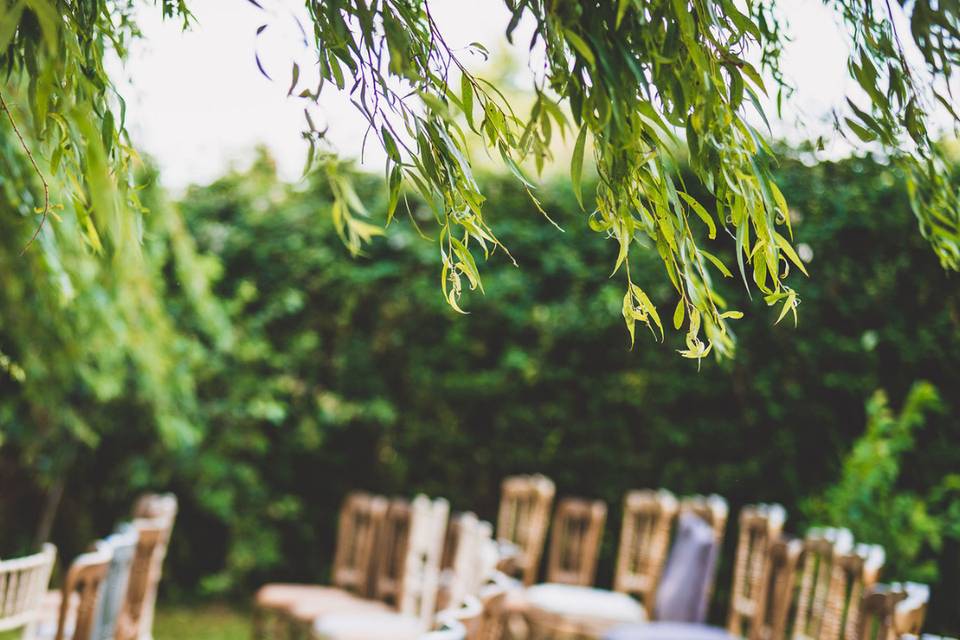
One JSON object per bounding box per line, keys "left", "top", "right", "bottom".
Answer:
{"left": 0, "top": 543, "right": 57, "bottom": 633}
{"left": 893, "top": 582, "right": 930, "bottom": 637}
{"left": 90, "top": 527, "right": 139, "bottom": 640}
{"left": 57, "top": 548, "right": 113, "bottom": 640}
{"left": 750, "top": 537, "right": 804, "bottom": 640}
{"left": 545, "top": 497, "right": 607, "bottom": 586}
{"left": 399, "top": 495, "right": 450, "bottom": 630}
{"left": 131, "top": 492, "right": 177, "bottom": 639}
{"left": 857, "top": 584, "right": 907, "bottom": 640}
{"left": 113, "top": 520, "right": 165, "bottom": 640}
{"left": 831, "top": 543, "right": 886, "bottom": 640}
{"left": 788, "top": 527, "right": 855, "bottom": 640}
{"left": 496, "top": 475, "right": 555, "bottom": 586}
{"left": 443, "top": 514, "right": 495, "bottom": 610}
{"left": 727, "top": 504, "right": 788, "bottom": 637}
{"left": 331, "top": 492, "right": 389, "bottom": 596}
{"left": 613, "top": 489, "right": 678, "bottom": 616}
{"left": 373, "top": 497, "right": 412, "bottom": 604}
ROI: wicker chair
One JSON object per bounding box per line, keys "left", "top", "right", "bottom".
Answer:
{"left": 113, "top": 521, "right": 167, "bottom": 640}
{"left": 44, "top": 549, "right": 113, "bottom": 640}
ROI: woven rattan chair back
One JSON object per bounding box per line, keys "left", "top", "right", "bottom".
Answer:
{"left": 727, "top": 504, "right": 788, "bottom": 638}
{"left": 496, "top": 475, "right": 555, "bottom": 586}
{"left": 613, "top": 489, "right": 678, "bottom": 616}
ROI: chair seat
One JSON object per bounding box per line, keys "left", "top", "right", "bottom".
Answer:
{"left": 255, "top": 584, "right": 358, "bottom": 611}
{"left": 289, "top": 595, "right": 393, "bottom": 622}
{"left": 31, "top": 590, "right": 78, "bottom": 639}
{"left": 311, "top": 612, "right": 424, "bottom": 640}
{"left": 526, "top": 583, "right": 647, "bottom": 624}
{"left": 603, "top": 622, "right": 737, "bottom": 640}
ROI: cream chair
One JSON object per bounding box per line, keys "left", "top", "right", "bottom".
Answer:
{"left": 0, "top": 544, "right": 57, "bottom": 635}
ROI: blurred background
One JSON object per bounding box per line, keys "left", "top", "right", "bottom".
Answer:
{"left": 1, "top": 1, "right": 959, "bottom": 638}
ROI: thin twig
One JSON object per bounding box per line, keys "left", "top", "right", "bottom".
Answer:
{"left": 0, "top": 86, "right": 50, "bottom": 255}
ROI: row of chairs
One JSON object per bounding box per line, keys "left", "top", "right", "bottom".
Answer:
{"left": 496, "top": 479, "right": 944, "bottom": 640}
{"left": 254, "top": 476, "right": 953, "bottom": 640}
{"left": 0, "top": 494, "right": 177, "bottom": 640}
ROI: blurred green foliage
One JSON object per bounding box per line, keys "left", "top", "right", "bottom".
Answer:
{"left": 2, "top": 147, "right": 959, "bottom": 634}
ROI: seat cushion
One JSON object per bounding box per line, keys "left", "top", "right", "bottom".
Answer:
{"left": 526, "top": 583, "right": 646, "bottom": 623}
{"left": 311, "top": 612, "right": 424, "bottom": 640}
{"left": 289, "top": 595, "right": 393, "bottom": 622}
{"left": 32, "top": 590, "right": 78, "bottom": 639}
{"left": 603, "top": 622, "right": 736, "bottom": 640}
{"left": 255, "top": 584, "right": 356, "bottom": 611}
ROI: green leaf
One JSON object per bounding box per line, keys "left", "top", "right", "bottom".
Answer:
{"left": 774, "top": 232, "right": 809, "bottom": 276}
{"left": 678, "top": 191, "right": 715, "bottom": 239}
{"left": 571, "top": 124, "right": 588, "bottom": 210}
{"left": 563, "top": 29, "right": 596, "bottom": 68}
{"left": 673, "top": 299, "right": 685, "bottom": 329}
{"left": 461, "top": 74, "right": 474, "bottom": 129}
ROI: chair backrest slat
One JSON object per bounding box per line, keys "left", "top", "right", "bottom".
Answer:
{"left": 496, "top": 475, "right": 555, "bottom": 586}
{"left": 330, "top": 492, "right": 388, "bottom": 596}
{"left": 400, "top": 495, "right": 450, "bottom": 629}
{"left": 0, "top": 544, "right": 57, "bottom": 633}
{"left": 545, "top": 497, "right": 607, "bottom": 587}
{"left": 727, "top": 504, "right": 787, "bottom": 638}
{"left": 90, "top": 527, "right": 139, "bottom": 640}
{"left": 131, "top": 492, "right": 178, "bottom": 639}
{"left": 613, "top": 489, "right": 678, "bottom": 616}
{"left": 373, "top": 498, "right": 413, "bottom": 605}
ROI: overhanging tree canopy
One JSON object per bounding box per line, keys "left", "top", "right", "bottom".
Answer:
{"left": 1, "top": 0, "right": 958, "bottom": 358}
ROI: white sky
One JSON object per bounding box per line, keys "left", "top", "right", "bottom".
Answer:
{"left": 115, "top": 0, "right": 855, "bottom": 191}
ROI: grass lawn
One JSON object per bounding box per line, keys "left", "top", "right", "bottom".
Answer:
{"left": 155, "top": 604, "right": 251, "bottom": 640}
{"left": 0, "top": 604, "right": 249, "bottom": 640}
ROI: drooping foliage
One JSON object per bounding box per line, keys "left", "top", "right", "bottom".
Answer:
{"left": 2, "top": 0, "right": 959, "bottom": 357}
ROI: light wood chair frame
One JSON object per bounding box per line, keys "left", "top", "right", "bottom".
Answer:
{"left": 613, "top": 489, "right": 678, "bottom": 617}
{"left": 545, "top": 497, "right": 607, "bottom": 587}
{"left": 727, "top": 503, "right": 788, "bottom": 638}
{"left": 496, "top": 475, "right": 555, "bottom": 587}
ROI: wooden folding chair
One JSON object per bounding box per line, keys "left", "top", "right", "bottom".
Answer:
{"left": 0, "top": 543, "right": 57, "bottom": 635}
{"left": 496, "top": 475, "right": 555, "bottom": 586}
{"left": 613, "top": 489, "right": 678, "bottom": 617}
{"left": 727, "top": 504, "right": 788, "bottom": 638}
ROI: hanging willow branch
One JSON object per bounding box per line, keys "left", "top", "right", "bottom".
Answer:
{"left": 0, "top": 86, "right": 50, "bottom": 255}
